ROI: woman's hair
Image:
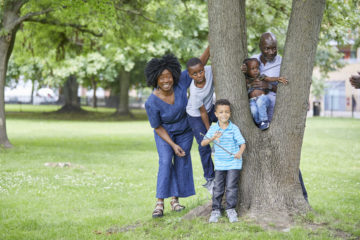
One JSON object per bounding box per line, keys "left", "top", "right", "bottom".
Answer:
{"left": 145, "top": 54, "right": 181, "bottom": 88}
{"left": 215, "top": 99, "right": 231, "bottom": 111}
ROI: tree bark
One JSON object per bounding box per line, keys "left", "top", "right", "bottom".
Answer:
{"left": 114, "top": 70, "right": 131, "bottom": 116}
{"left": 30, "top": 79, "right": 35, "bottom": 104}
{"left": 91, "top": 77, "right": 97, "bottom": 108}
{"left": 0, "top": 36, "right": 14, "bottom": 148}
{"left": 57, "top": 75, "right": 83, "bottom": 112}
{"left": 0, "top": 0, "right": 26, "bottom": 148}
{"left": 187, "top": 0, "right": 325, "bottom": 226}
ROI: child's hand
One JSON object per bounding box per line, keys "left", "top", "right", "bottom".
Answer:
{"left": 278, "top": 77, "right": 288, "bottom": 84}
{"left": 212, "top": 131, "right": 222, "bottom": 142}
{"left": 241, "top": 64, "right": 247, "bottom": 74}
{"left": 234, "top": 151, "right": 242, "bottom": 159}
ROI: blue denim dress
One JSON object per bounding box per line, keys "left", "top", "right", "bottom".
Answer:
{"left": 145, "top": 71, "right": 195, "bottom": 199}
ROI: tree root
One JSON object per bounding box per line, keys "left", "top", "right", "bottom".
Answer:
{"left": 182, "top": 201, "right": 212, "bottom": 220}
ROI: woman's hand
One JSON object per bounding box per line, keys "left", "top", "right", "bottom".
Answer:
{"left": 172, "top": 144, "right": 186, "bottom": 157}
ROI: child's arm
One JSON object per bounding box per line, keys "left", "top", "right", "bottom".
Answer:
{"left": 264, "top": 76, "right": 288, "bottom": 84}
{"left": 234, "top": 144, "right": 246, "bottom": 159}
{"left": 199, "top": 105, "right": 210, "bottom": 131}
{"left": 199, "top": 46, "right": 210, "bottom": 66}
{"left": 201, "top": 131, "right": 222, "bottom": 147}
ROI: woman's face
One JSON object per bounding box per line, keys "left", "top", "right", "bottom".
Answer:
{"left": 157, "top": 69, "right": 174, "bottom": 92}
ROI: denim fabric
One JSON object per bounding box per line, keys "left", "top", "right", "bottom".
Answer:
{"left": 154, "top": 129, "right": 195, "bottom": 199}
{"left": 187, "top": 105, "right": 217, "bottom": 181}
{"left": 249, "top": 94, "right": 270, "bottom": 124}
{"left": 299, "top": 170, "right": 308, "bottom": 201}
{"left": 212, "top": 169, "right": 240, "bottom": 210}
{"left": 266, "top": 91, "right": 276, "bottom": 122}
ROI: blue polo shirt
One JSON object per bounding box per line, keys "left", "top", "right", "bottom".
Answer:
{"left": 205, "top": 121, "right": 246, "bottom": 170}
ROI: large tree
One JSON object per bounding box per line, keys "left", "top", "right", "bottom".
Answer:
{"left": 187, "top": 0, "right": 326, "bottom": 226}
{"left": 0, "top": 0, "right": 53, "bottom": 148}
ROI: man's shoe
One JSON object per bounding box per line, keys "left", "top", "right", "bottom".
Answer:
{"left": 259, "top": 121, "right": 269, "bottom": 131}
{"left": 202, "top": 179, "right": 214, "bottom": 195}
{"left": 226, "top": 209, "right": 238, "bottom": 223}
{"left": 209, "top": 210, "right": 221, "bottom": 223}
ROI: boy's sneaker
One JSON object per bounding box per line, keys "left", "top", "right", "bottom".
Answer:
{"left": 259, "top": 121, "right": 269, "bottom": 131}
{"left": 226, "top": 209, "right": 238, "bottom": 223}
{"left": 202, "top": 179, "right": 214, "bottom": 195}
{"left": 209, "top": 210, "right": 221, "bottom": 223}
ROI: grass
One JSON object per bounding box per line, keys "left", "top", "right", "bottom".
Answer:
{"left": 1, "top": 105, "right": 360, "bottom": 239}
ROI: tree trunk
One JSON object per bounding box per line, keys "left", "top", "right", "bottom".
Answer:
{"left": 0, "top": 1, "right": 25, "bottom": 148}
{"left": 91, "top": 78, "right": 97, "bottom": 108}
{"left": 186, "top": 0, "right": 325, "bottom": 226}
{"left": 114, "top": 70, "right": 131, "bottom": 116}
{"left": 0, "top": 36, "right": 14, "bottom": 148}
{"left": 57, "top": 75, "right": 83, "bottom": 112}
{"left": 30, "top": 79, "right": 35, "bottom": 104}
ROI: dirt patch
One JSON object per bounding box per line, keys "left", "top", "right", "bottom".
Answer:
{"left": 44, "top": 162, "right": 85, "bottom": 169}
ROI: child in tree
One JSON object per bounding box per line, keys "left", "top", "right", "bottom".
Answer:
{"left": 201, "top": 99, "right": 246, "bottom": 223}
{"left": 186, "top": 57, "right": 217, "bottom": 194}
{"left": 243, "top": 58, "right": 287, "bottom": 130}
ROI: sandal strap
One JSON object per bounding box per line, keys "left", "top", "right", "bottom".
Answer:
{"left": 170, "top": 199, "right": 185, "bottom": 211}
{"left": 155, "top": 204, "right": 164, "bottom": 210}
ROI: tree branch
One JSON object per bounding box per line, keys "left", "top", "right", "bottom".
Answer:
{"left": 115, "top": 6, "right": 157, "bottom": 24}
{"left": 24, "top": 18, "right": 103, "bottom": 37}
{"left": 16, "top": 8, "right": 53, "bottom": 25}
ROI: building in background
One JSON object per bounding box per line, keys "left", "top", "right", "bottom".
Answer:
{"left": 311, "top": 44, "right": 360, "bottom": 118}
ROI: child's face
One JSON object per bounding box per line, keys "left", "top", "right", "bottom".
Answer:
{"left": 215, "top": 105, "right": 231, "bottom": 124}
{"left": 246, "top": 60, "right": 260, "bottom": 78}
{"left": 188, "top": 63, "right": 205, "bottom": 84}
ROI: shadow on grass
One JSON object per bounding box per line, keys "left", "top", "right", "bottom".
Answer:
{"left": 5, "top": 105, "right": 148, "bottom": 122}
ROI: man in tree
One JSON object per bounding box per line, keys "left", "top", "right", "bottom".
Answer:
{"left": 244, "top": 32, "right": 308, "bottom": 201}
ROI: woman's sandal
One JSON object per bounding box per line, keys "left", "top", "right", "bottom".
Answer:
{"left": 152, "top": 201, "right": 164, "bottom": 218}
{"left": 170, "top": 198, "right": 185, "bottom": 212}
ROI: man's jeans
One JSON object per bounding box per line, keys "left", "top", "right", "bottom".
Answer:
{"left": 267, "top": 91, "right": 276, "bottom": 122}
{"left": 212, "top": 169, "right": 240, "bottom": 210}
{"left": 187, "top": 105, "right": 217, "bottom": 181}
{"left": 299, "top": 170, "right": 308, "bottom": 201}
{"left": 249, "top": 94, "right": 270, "bottom": 124}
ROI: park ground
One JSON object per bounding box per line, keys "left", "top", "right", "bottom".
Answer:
{"left": 1, "top": 105, "right": 359, "bottom": 240}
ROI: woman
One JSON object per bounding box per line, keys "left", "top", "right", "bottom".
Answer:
{"left": 145, "top": 54, "right": 195, "bottom": 218}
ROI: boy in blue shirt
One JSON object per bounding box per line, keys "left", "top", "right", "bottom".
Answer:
{"left": 201, "top": 99, "right": 246, "bottom": 223}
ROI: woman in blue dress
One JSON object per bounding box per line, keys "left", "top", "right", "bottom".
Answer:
{"left": 145, "top": 54, "right": 195, "bottom": 218}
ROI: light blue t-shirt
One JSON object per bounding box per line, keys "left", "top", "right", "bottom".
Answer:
{"left": 205, "top": 121, "right": 246, "bottom": 170}
{"left": 186, "top": 65, "right": 215, "bottom": 117}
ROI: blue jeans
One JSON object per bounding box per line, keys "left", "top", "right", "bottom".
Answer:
{"left": 212, "top": 169, "right": 240, "bottom": 210}
{"left": 249, "top": 94, "right": 270, "bottom": 124}
{"left": 187, "top": 105, "right": 217, "bottom": 181}
{"left": 299, "top": 170, "right": 308, "bottom": 201}
{"left": 267, "top": 91, "right": 276, "bottom": 122}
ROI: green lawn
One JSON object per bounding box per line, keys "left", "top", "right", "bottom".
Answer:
{"left": 1, "top": 106, "right": 359, "bottom": 239}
